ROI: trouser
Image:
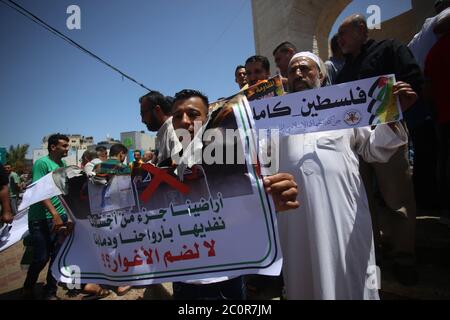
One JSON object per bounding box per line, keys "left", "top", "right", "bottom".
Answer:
{"left": 10, "top": 196, "right": 18, "bottom": 216}
{"left": 409, "top": 119, "right": 439, "bottom": 211}
{"left": 23, "top": 215, "right": 68, "bottom": 295}
{"left": 437, "top": 121, "right": 450, "bottom": 212}
{"left": 362, "top": 143, "right": 417, "bottom": 266}
{"left": 172, "top": 276, "right": 246, "bottom": 300}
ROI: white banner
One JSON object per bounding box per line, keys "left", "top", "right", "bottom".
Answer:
{"left": 0, "top": 209, "right": 29, "bottom": 252}
{"left": 249, "top": 74, "right": 402, "bottom": 135}
{"left": 52, "top": 96, "right": 282, "bottom": 286}
{"left": 18, "top": 172, "right": 61, "bottom": 212}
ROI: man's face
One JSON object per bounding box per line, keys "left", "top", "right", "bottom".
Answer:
{"left": 288, "top": 57, "right": 322, "bottom": 92}
{"left": 118, "top": 151, "right": 127, "bottom": 163}
{"left": 245, "top": 61, "right": 270, "bottom": 86}
{"left": 235, "top": 68, "right": 248, "bottom": 88}
{"left": 97, "top": 150, "right": 108, "bottom": 161}
{"left": 134, "top": 151, "right": 141, "bottom": 161}
{"left": 274, "top": 49, "right": 295, "bottom": 77}
{"left": 338, "top": 21, "right": 364, "bottom": 55}
{"left": 51, "top": 139, "right": 69, "bottom": 158}
{"left": 4, "top": 165, "right": 11, "bottom": 174}
{"left": 172, "top": 97, "right": 208, "bottom": 140}
{"left": 142, "top": 151, "right": 154, "bottom": 163}
{"left": 140, "top": 99, "right": 160, "bottom": 132}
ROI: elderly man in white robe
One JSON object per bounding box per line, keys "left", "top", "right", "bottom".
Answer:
{"left": 276, "top": 52, "right": 417, "bottom": 299}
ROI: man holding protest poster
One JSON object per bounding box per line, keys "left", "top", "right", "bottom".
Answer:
{"left": 170, "top": 89, "right": 299, "bottom": 299}
{"left": 275, "top": 51, "right": 413, "bottom": 299}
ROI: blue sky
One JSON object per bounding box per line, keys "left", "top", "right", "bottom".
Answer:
{"left": 0, "top": 0, "right": 412, "bottom": 157}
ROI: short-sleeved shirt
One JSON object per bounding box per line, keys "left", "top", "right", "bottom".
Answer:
{"left": 95, "top": 158, "right": 131, "bottom": 175}
{"left": 28, "top": 156, "right": 67, "bottom": 221}
{"left": 8, "top": 171, "right": 21, "bottom": 197}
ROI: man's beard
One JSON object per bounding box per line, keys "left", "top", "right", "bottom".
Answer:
{"left": 291, "top": 78, "right": 321, "bottom": 92}
{"left": 146, "top": 110, "right": 161, "bottom": 132}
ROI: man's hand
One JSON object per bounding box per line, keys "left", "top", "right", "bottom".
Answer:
{"left": 393, "top": 81, "right": 418, "bottom": 112}
{"left": 1, "top": 211, "right": 13, "bottom": 224}
{"left": 263, "top": 173, "right": 299, "bottom": 212}
{"left": 64, "top": 221, "right": 74, "bottom": 236}
{"left": 51, "top": 214, "right": 64, "bottom": 233}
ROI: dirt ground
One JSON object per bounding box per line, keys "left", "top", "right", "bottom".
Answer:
{"left": 1, "top": 215, "right": 449, "bottom": 300}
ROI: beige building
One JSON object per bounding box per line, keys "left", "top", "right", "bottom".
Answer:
{"left": 252, "top": 0, "right": 435, "bottom": 68}
{"left": 41, "top": 134, "right": 94, "bottom": 150}
{"left": 34, "top": 134, "right": 95, "bottom": 165}
{"left": 120, "top": 131, "right": 156, "bottom": 152}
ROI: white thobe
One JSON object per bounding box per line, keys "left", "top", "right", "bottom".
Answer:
{"left": 276, "top": 124, "right": 408, "bottom": 300}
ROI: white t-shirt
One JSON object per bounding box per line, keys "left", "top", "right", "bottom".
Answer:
{"left": 83, "top": 158, "right": 102, "bottom": 177}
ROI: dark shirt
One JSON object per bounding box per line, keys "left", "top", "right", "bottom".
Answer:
{"left": 336, "top": 39, "right": 426, "bottom": 128}
{"left": 336, "top": 39, "right": 423, "bottom": 93}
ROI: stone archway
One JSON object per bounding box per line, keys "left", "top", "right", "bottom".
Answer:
{"left": 251, "top": 0, "right": 350, "bottom": 71}
{"left": 251, "top": 0, "right": 435, "bottom": 73}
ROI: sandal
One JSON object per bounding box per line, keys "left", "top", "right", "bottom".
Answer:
{"left": 116, "top": 285, "right": 132, "bottom": 296}
{"left": 82, "top": 288, "right": 111, "bottom": 300}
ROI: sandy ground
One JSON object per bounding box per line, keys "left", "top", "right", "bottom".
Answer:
{"left": 1, "top": 215, "right": 449, "bottom": 300}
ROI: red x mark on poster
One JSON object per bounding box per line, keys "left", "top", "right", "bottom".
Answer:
{"left": 139, "top": 164, "right": 189, "bottom": 202}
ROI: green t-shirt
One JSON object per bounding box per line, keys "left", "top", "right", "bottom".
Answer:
{"left": 95, "top": 158, "right": 131, "bottom": 175}
{"left": 8, "top": 171, "right": 21, "bottom": 197}
{"left": 28, "top": 156, "right": 67, "bottom": 221}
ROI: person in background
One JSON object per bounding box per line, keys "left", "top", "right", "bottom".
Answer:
{"left": 272, "top": 41, "right": 297, "bottom": 89}
{"left": 23, "top": 134, "right": 73, "bottom": 300}
{"left": 95, "top": 145, "right": 108, "bottom": 162}
{"left": 245, "top": 55, "right": 271, "bottom": 87}
{"left": 129, "top": 150, "right": 144, "bottom": 176}
{"left": 93, "top": 143, "right": 132, "bottom": 296}
{"left": 235, "top": 65, "right": 248, "bottom": 90}
{"left": 336, "top": 14, "right": 422, "bottom": 286}
{"left": 142, "top": 150, "right": 155, "bottom": 164}
{"left": 0, "top": 163, "right": 13, "bottom": 224}
{"left": 140, "top": 91, "right": 182, "bottom": 166}
{"left": 324, "top": 34, "right": 345, "bottom": 85}
{"left": 3, "top": 163, "right": 22, "bottom": 215}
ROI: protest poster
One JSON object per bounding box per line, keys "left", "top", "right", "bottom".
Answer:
{"left": 242, "top": 75, "right": 285, "bottom": 102}
{"left": 249, "top": 74, "right": 402, "bottom": 135}
{"left": 209, "top": 75, "right": 285, "bottom": 114}
{"left": 49, "top": 95, "right": 282, "bottom": 286}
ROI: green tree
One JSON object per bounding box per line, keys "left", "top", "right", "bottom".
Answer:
{"left": 6, "top": 144, "right": 29, "bottom": 173}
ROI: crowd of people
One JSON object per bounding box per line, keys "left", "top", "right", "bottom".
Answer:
{"left": 1, "top": 3, "right": 449, "bottom": 300}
